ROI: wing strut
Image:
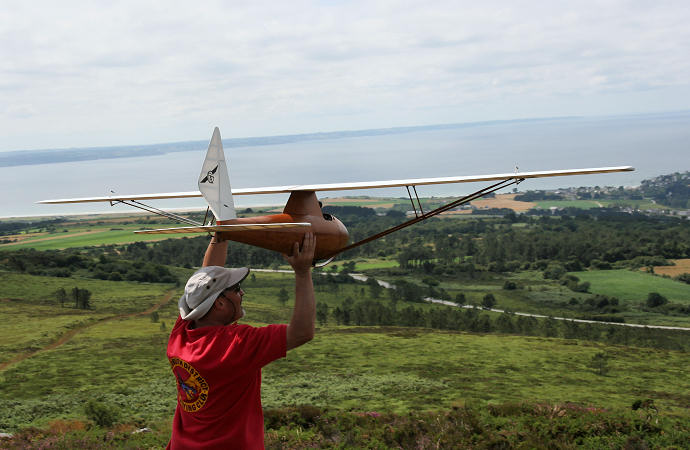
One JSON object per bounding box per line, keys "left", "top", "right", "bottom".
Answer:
{"left": 322, "top": 177, "right": 524, "bottom": 260}
{"left": 405, "top": 186, "right": 425, "bottom": 217}
{"left": 110, "top": 199, "right": 202, "bottom": 227}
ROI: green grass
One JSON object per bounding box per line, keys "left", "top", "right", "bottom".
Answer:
{"left": 535, "top": 200, "right": 602, "bottom": 209}
{"left": 599, "top": 199, "right": 668, "bottom": 210}
{"left": 0, "top": 222, "right": 193, "bottom": 250}
{"left": 0, "top": 272, "right": 174, "bottom": 366}
{"left": 0, "top": 272, "right": 174, "bottom": 314}
{"left": 2, "top": 305, "right": 689, "bottom": 432}
{"left": 1, "top": 270, "right": 689, "bottom": 450}
{"left": 572, "top": 270, "right": 690, "bottom": 304}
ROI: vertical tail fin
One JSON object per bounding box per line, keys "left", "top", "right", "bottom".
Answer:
{"left": 198, "top": 127, "right": 237, "bottom": 221}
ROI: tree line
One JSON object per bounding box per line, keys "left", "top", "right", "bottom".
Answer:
{"left": 317, "top": 297, "right": 690, "bottom": 352}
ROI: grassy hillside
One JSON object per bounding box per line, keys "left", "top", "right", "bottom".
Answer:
{"left": 1, "top": 274, "right": 688, "bottom": 433}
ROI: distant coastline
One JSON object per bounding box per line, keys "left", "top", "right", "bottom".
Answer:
{"left": 0, "top": 115, "right": 592, "bottom": 168}
{"left": 4, "top": 110, "right": 689, "bottom": 168}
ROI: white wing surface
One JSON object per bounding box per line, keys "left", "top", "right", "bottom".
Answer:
{"left": 134, "top": 223, "right": 311, "bottom": 234}
{"left": 39, "top": 166, "right": 634, "bottom": 204}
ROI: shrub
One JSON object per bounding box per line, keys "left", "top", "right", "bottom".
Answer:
{"left": 674, "top": 273, "right": 690, "bottom": 284}
{"left": 646, "top": 292, "right": 668, "bottom": 308}
{"left": 482, "top": 294, "right": 496, "bottom": 309}
{"left": 84, "top": 400, "right": 118, "bottom": 427}
{"left": 543, "top": 264, "right": 566, "bottom": 280}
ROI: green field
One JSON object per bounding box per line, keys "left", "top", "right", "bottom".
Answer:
{"left": 0, "top": 222, "right": 192, "bottom": 251}
{"left": 572, "top": 269, "right": 690, "bottom": 304}
{"left": 534, "top": 200, "right": 603, "bottom": 209}
{"left": 599, "top": 199, "right": 669, "bottom": 210}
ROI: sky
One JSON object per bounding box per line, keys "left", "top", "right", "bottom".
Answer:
{"left": 2, "top": 0, "right": 690, "bottom": 151}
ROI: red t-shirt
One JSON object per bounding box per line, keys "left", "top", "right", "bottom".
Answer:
{"left": 166, "top": 317, "right": 287, "bottom": 450}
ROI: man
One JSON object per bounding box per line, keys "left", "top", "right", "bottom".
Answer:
{"left": 167, "top": 231, "right": 316, "bottom": 449}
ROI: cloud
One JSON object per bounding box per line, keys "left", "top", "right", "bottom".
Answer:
{"left": 1, "top": 0, "right": 689, "bottom": 150}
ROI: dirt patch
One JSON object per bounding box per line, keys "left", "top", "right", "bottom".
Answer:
{"left": 439, "top": 210, "right": 473, "bottom": 216}
{"left": 469, "top": 193, "right": 535, "bottom": 212}
{"left": 653, "top": 259, "right": 690, "bottom": 277}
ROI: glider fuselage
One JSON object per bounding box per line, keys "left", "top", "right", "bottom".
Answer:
{"left": 218, "top": 191, "right": 348, "bottom": 259}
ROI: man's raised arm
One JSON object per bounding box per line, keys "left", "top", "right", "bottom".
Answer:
{"left": 202, "top": 232, "right": 228, "bottom": 267}
{"left": 285, "top": 232, "right": 316, "bottom": 351}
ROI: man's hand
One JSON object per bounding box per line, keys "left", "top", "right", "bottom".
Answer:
{"left": 284, "top": 232, "right": 316, "bottom": 274}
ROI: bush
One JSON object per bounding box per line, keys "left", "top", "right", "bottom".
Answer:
{"left": 674, "top": 273, "right": 690, "bottom": 284}
{"left": 646, "top": 292, "right": 668, "bottom": 308}
{"left": 590, "top": 259, "right": 612, "bottom": 270}
{"left": 502, "top": 280, "right": 517, "bottom": 290}
{"left": 84, "top": 400, "right": 118, "bottom": 427}
{"left": 543, "top": 264, "right": 566, "bottom": 280}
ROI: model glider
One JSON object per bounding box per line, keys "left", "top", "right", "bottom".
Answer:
{"left": 40, "top": 127, "right": 634, "bottom": 265}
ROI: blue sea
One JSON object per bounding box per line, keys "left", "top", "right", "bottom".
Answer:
{"left": 2, "top": 112, "right": 689, "bottom": 218}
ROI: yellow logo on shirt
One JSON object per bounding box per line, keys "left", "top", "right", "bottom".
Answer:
{"left": 170, "top": 357, "right": 210, "bottom": 413}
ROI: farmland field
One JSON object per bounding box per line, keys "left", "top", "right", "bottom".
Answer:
{"left": 571, "top": 269, "right": 690, "bottom": 304}
{"left": 534, "top": 200, "right": 602, "bottom": 209}
{"left": 0, "top": 221, "right": 188, "bottom": 250}
{"left": 469, "top": 193, "right": 535, "bottom": 212}
{"left": 654, "top": 258, "right": 690, "bottom": 277}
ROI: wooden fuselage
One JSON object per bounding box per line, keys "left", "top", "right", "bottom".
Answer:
{"left": 217, "top": 191, "right": 348, "bottom": 260}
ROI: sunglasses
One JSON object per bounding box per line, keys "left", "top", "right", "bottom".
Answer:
{"left": 220, "top": 284, "right": 242, "bottom": 300}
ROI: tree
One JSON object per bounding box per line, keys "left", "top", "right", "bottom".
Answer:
{"left": 502, "top": 280, "right": 517, "bottom": 290}
{"left": 367, "top": 278, "right": 382, "bottom": 299}
{"left": 454, "top": 293, "right": 466, "bottom": 306}
{"left": 54, "top": 287, "right": 67, "bottom": 307}
{"left": 646, "top": 292, "right": 668, "bottom": 308}
{"left": 277, "top": 287, "right": 289, "bottom": 306}
{"left": 588, "top": 352, "right": 610, "bottom": 376}
{"left": 71, "top": 287, "right": 91, "bottom": 310}
{"left": 150, "top": 311, "right": 159, "bottom": 323}
{"left": 482, "top": 293, "right": 496, "bottom": 309}
{"left": 316, "top": 303, "right": 329, "bottom": 326}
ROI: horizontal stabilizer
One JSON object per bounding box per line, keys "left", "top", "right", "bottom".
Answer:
{"left": 133, "top": 223, "right": 311, "bottom": 235}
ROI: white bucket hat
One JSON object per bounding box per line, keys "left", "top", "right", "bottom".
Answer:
{"left": 179, "top": 266, "right": 250, "bottom": 321}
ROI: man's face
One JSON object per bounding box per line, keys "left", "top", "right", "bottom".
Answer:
{"left": 219, "top": 284, "right": 245, "bottom": 324}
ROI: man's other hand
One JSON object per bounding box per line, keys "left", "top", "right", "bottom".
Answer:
{"left": 284, "top": 232, "right": 316, "bottom": 274}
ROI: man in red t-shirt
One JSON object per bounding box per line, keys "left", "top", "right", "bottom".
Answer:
{"left": 167, "top": 231, "right": 316, "bottom": 449}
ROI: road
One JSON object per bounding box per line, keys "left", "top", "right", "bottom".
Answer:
{"left": 255, "top": 269, "right": 690, "bottom": 331}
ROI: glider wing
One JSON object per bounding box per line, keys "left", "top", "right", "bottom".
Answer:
{"left": 38, "top": 166, "right": 634, "bottom": 204}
